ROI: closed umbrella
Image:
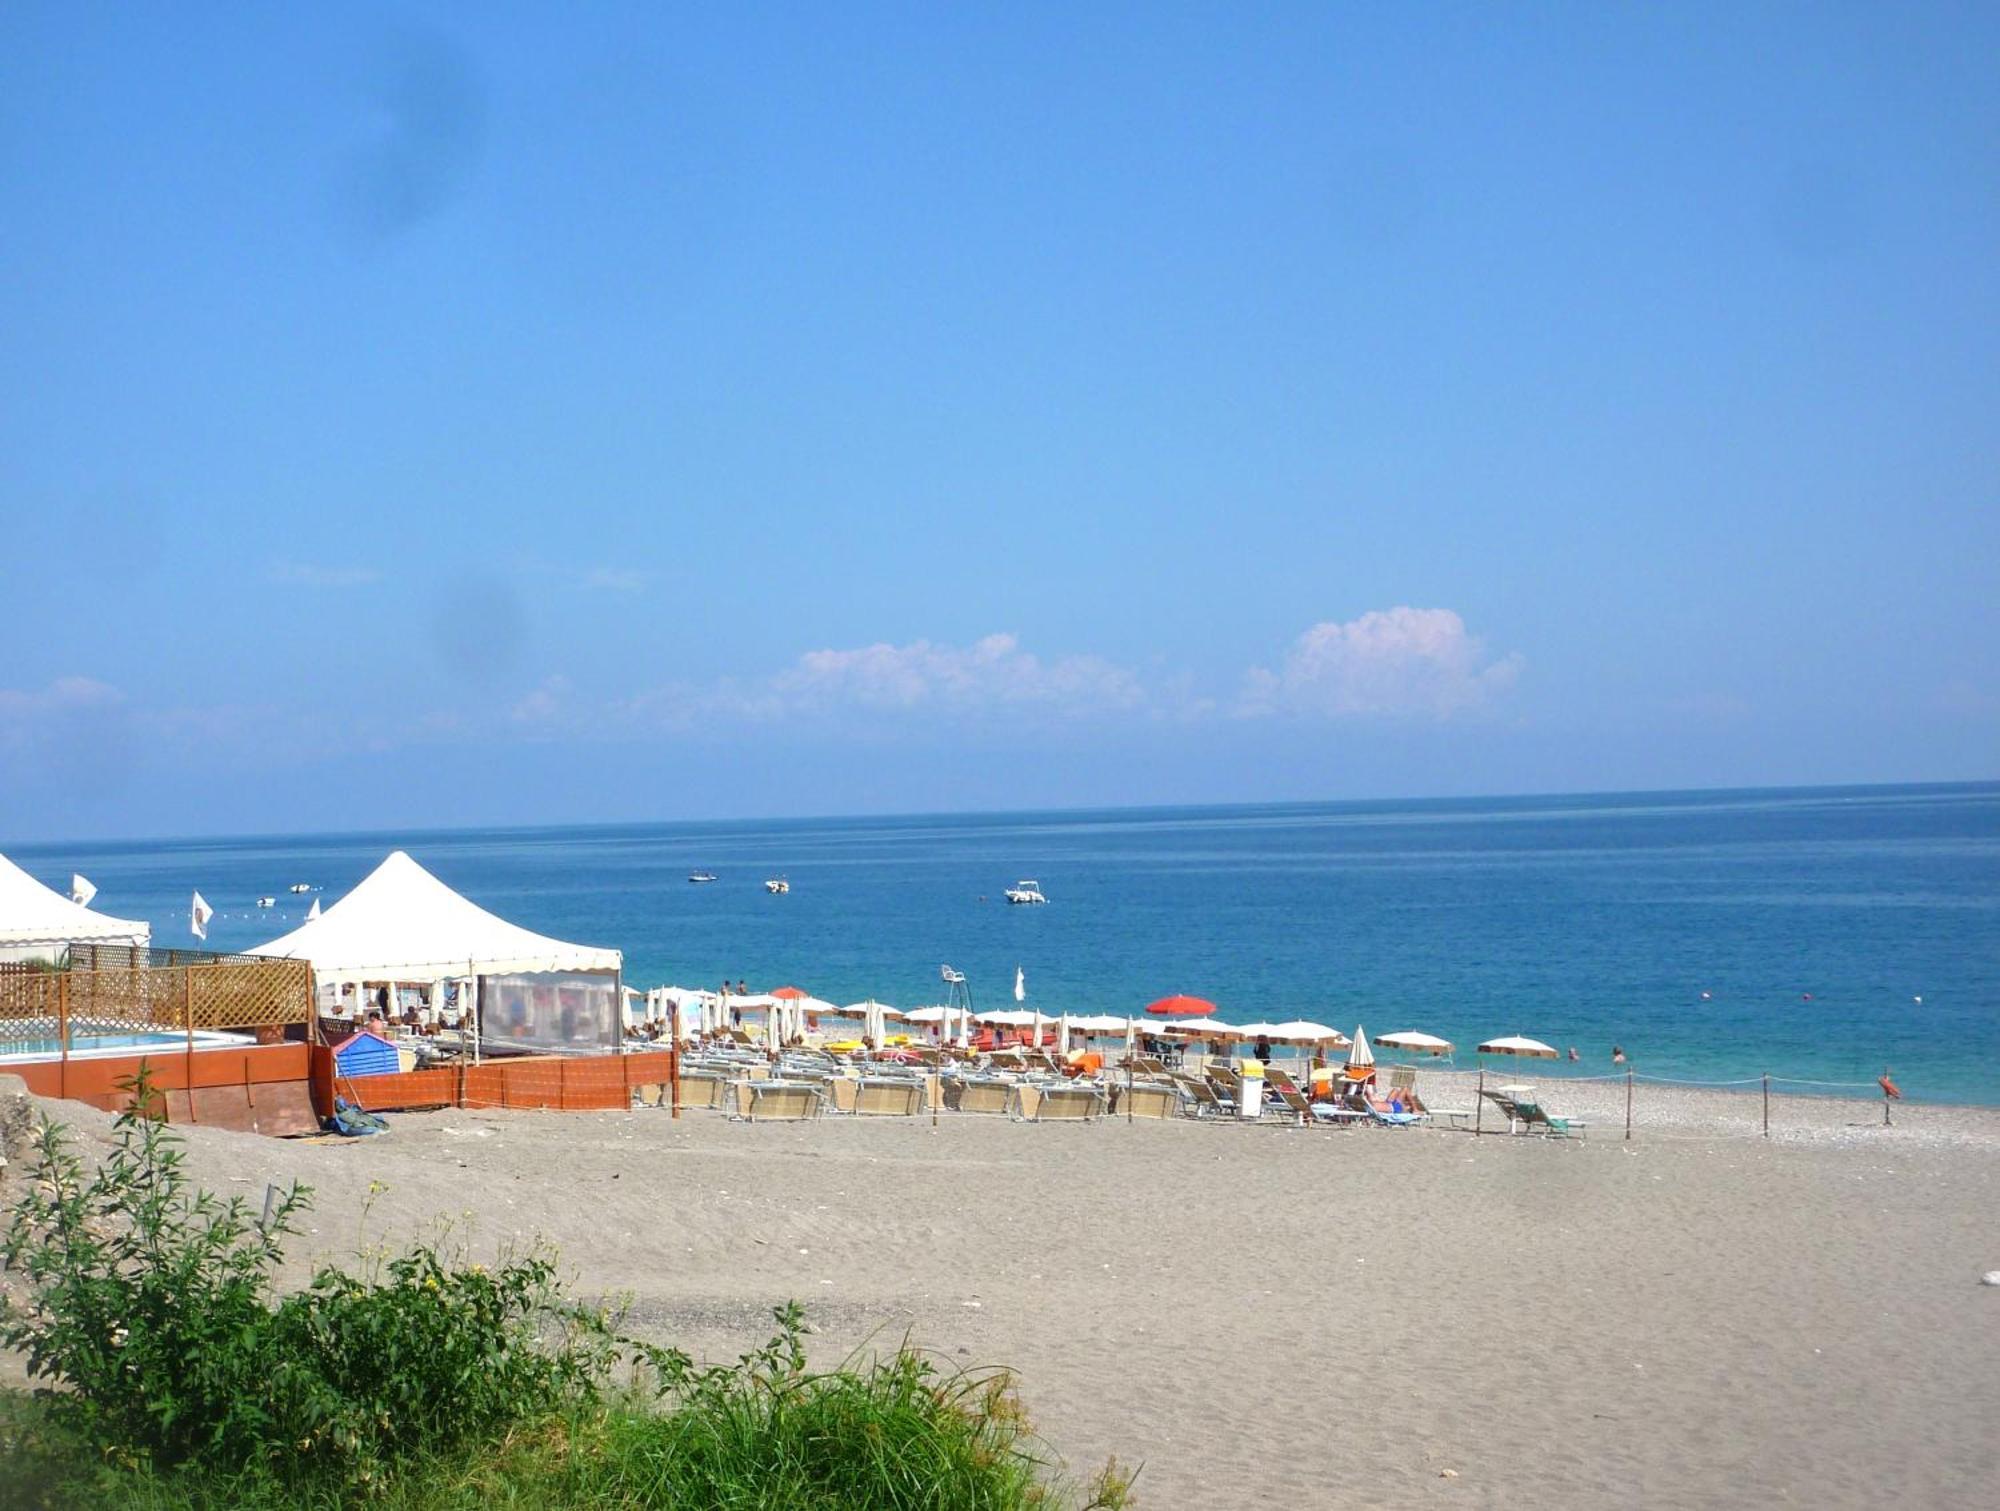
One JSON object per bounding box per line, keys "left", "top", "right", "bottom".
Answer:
{"left": 1344, "top": 1025, "right": 1376, "bottom": 1082}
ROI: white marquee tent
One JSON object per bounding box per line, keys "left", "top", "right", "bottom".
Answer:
{"left": 248, "top": 851, "right": 620, "bottom": 1007}
{"left": 0, "top": 851, "right": 150, "bottom": 962}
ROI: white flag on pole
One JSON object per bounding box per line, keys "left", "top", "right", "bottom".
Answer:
{"left": 70, "top": 874, "right": 97, "bottom": 907}
{"left": 306, "top": 896, "right": 321, "bottom": 921}
{"left": 190, "top": 891, "right": 213, "bottom": 940}
{"left": 1014, "top": 966, "right": 1025, "bottom": 1003}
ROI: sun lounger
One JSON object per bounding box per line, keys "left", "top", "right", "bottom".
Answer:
{"left": 733, "top": 1079, "right": 823, "bottom": 1122}
{"left": 677, "top": 1071, "right": 731, "bottom": 1110}
{"left": 823, "top": 1076, "right": 860, "bottom": 1113}
{"left": 1017, "top": 1082, "right": 1105, "bottom": 1121}
{"left": 1479, "top": 1088, "right": 1586, "bottom": 1137}
{"left": 953, "top": 1076, "right": 1014, "bottom": 1115}
{"left": 1174, "top": 1076, "right": 1233, "bottom": 1118}
{"left": 1113, "top": 1081, "right": 1179, "bottom": 1119}
{"left": 854, "top": 1077, "right": 924, "bottom": 1117}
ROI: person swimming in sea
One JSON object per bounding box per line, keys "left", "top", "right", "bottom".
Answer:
{"left": 1612, "top": 1045, "right": 1627, "bottom": 1065}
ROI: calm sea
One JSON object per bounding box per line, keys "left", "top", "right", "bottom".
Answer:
{"left": 14, "top": 783, "right": 2000, "bottom": 1103}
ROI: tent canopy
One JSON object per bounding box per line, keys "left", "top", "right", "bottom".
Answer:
{"left": 0, "top": 852, "right": 150, "bottom": 955}
{"left": 248, "top": 851, "right": 619, "bottom": 985}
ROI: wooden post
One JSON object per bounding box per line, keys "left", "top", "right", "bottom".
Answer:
{"left": 57, "top": 973, "right": 69, "bottom": 1100}
{"left": 669, "top": 1007, "right": 681, "bottom": 1120}
{"left": 1883, "top": 1066, "right": 1893, "bottom": 1127}
{"left": 1127, "top": 1053, "right": 1134, "bottom": 1124}
{"left": 1624, "top": 1068, "right": 1633, "bottom": 1141}
{"left": 1762, "top": 1072, "right": 1769, "bottom": 1137}
{"left": 184, "top": 967, "right": 198, "bottom": 1123}
{"left": 1474, "top": 1068, "right": 1484, "bottom": 1136}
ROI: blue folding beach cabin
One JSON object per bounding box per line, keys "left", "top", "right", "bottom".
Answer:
{"left": 330, "top": 1029, "right": 400, "bottom": 1079}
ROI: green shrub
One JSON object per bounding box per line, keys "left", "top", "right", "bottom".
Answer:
{"left": 0, "top": 1082, "right": 1135, "bottom": 1508}
{"left": 0, "top": 1080, "right": 620, "bottom": 1491}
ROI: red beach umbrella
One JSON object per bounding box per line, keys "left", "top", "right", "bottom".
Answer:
{"left": 771, "top": 985, "right": 809, "bottom": 999}
{"left": 1146, "top": 994, "right": 1217, "bottom": 1018}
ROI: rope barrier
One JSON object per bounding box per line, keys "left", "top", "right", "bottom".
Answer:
{"left": 1627, "top": 1073, "right": 1767, "bottom": 1087}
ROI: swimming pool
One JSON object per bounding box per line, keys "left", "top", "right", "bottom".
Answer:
{"left": 0, "top": 1028, "right": 254, "bottom": 1064}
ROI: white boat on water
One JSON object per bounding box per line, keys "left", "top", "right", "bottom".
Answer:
{"left": 1004, "top": 879, "right": 1047, "bottom": 905}
{"left": 688, "top": 872, "right": 718, "bottom": 884}
{"left": 765, "top": 877, "right": 790, "bottom": 894}
{"left": 255, "top": 895, "right": 276, "bottom": 908}
{"left": 288, "top": 882, "right": 311, "bottom": 893}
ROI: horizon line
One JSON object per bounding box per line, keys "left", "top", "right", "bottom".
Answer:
{"left": 11, "top": 775, "right": 1997, "bottom": 856}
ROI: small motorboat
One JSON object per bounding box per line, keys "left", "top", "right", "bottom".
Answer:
{"left": 1004, "top": 879, "right": 1047, "bottom": 905}
{"left": 765, "top": 877, "right": 790, "bottom": 894}
{"left": 288, "top": 882, "right": 311, "bottom": 893}
{"left": 688, "top": 872, "right": 718, "bottom": 884}
{"left": 255, "top": 895, "right": 276, "bottom": 908}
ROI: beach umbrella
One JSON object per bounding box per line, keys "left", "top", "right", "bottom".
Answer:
{"left": 1067, "top": 1014, "right": 1129, "bottom": 1033}
{"left": 1476, "top": 1034, "right": 1559, "bottom": 1060}
{"left": 1146, "top": 994, "right": 1216, "bottom": 1018}
{"left": 1159, "top": 1017, "right": 1244, "bottom": 1038}
{"left": 976, "top": 1009, "right": 1038, "bottom": 1026}
{"left": 1344, "top": 1025, "right": 1376, "bottom": 1082}
{"left": 1378, "top": 1031, "right": 1454, "bottom": 1057}
{"left": 1263, "top": 1020, "right": 1350, "bottom": 1047}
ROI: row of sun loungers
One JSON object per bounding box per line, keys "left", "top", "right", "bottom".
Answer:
{"left": 668, "top": 1049, "right": 1583, "bottom": 1137}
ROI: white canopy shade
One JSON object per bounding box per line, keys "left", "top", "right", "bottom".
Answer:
{"left": 1067, "top": 1014, "right": 1131, "bottom": 1032}
{"left": 0, "top": 852, "right": 150, "bottom": 957}
{"left": 1159, "top": 1018, "right": 1244, "bottom": 1037}
{"left": 1477, "top": 1034, "right": 1560, "bottom": 1059}
{"left": 247, "top": 850, "right": 620, "bottom": 986}
{"left": 1378, "top": 1030, "right": 1455, "bottom": 1056}
{"left": 1230, "top": 1019, "right": 1349, "bottom": 1046}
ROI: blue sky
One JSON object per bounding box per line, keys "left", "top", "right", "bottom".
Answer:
{"left": 2, "top": 2, "right": 1995, "bottom": 841}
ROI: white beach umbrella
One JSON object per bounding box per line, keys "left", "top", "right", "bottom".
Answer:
{"left": 903, "top": 1005, "right": 954, "bottom": 1023}
{"left": 1377, "top": 1030, "right": 1454, "bottom": 1056}
{"left": 1068, "top": 1014, "right": 1129, "bottom": 1033}
{"left": 1476, "top": 1034, "right": 1559, "bottom": 1060}
{"left": 1159, "top": 1018, "right": 1244, "bottom": 1038}
{"left": 976, "top": 1009, "right": 1038, "bottom": 1026}
{"left": 1262, "top": 1020, "right": 1349, "bottom": 1047}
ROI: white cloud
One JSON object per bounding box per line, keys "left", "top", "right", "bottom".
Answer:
{"left": 268, "top": 561, "right": 383, "bottom": 588}
{"left": 768, "top": 633, "right": 1144, "bottom": 716}
{"left": 511, "top": 675, "right": 571, "bottom": 725}
{"left": 0, "top": 677, "right": 125, "bottom": 748}
{"left": 1240, "top": 607, "right": 1521, "bottom": 719}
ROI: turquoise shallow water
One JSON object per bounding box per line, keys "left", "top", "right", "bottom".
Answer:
{"left": 13, "top": 782, "right": 2000, "bottom": 1102}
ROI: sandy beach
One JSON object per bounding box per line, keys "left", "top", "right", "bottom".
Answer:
{"left": 6, "top": 1082, "right": 1999, "bottom": 1509}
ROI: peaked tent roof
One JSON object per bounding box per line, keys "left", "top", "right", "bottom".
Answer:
{"left": 248, "top": 851, "right": 620, "bottom": 981}
{"left": 0, "top": 852, "right": 150, "bottom": 950}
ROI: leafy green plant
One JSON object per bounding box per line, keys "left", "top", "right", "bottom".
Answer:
{"left": 0, "top": 1073, "right": 621, "bottom": 1490}
{"left": 0, "top": 1077, "right": 1136, "bottom": 1507}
